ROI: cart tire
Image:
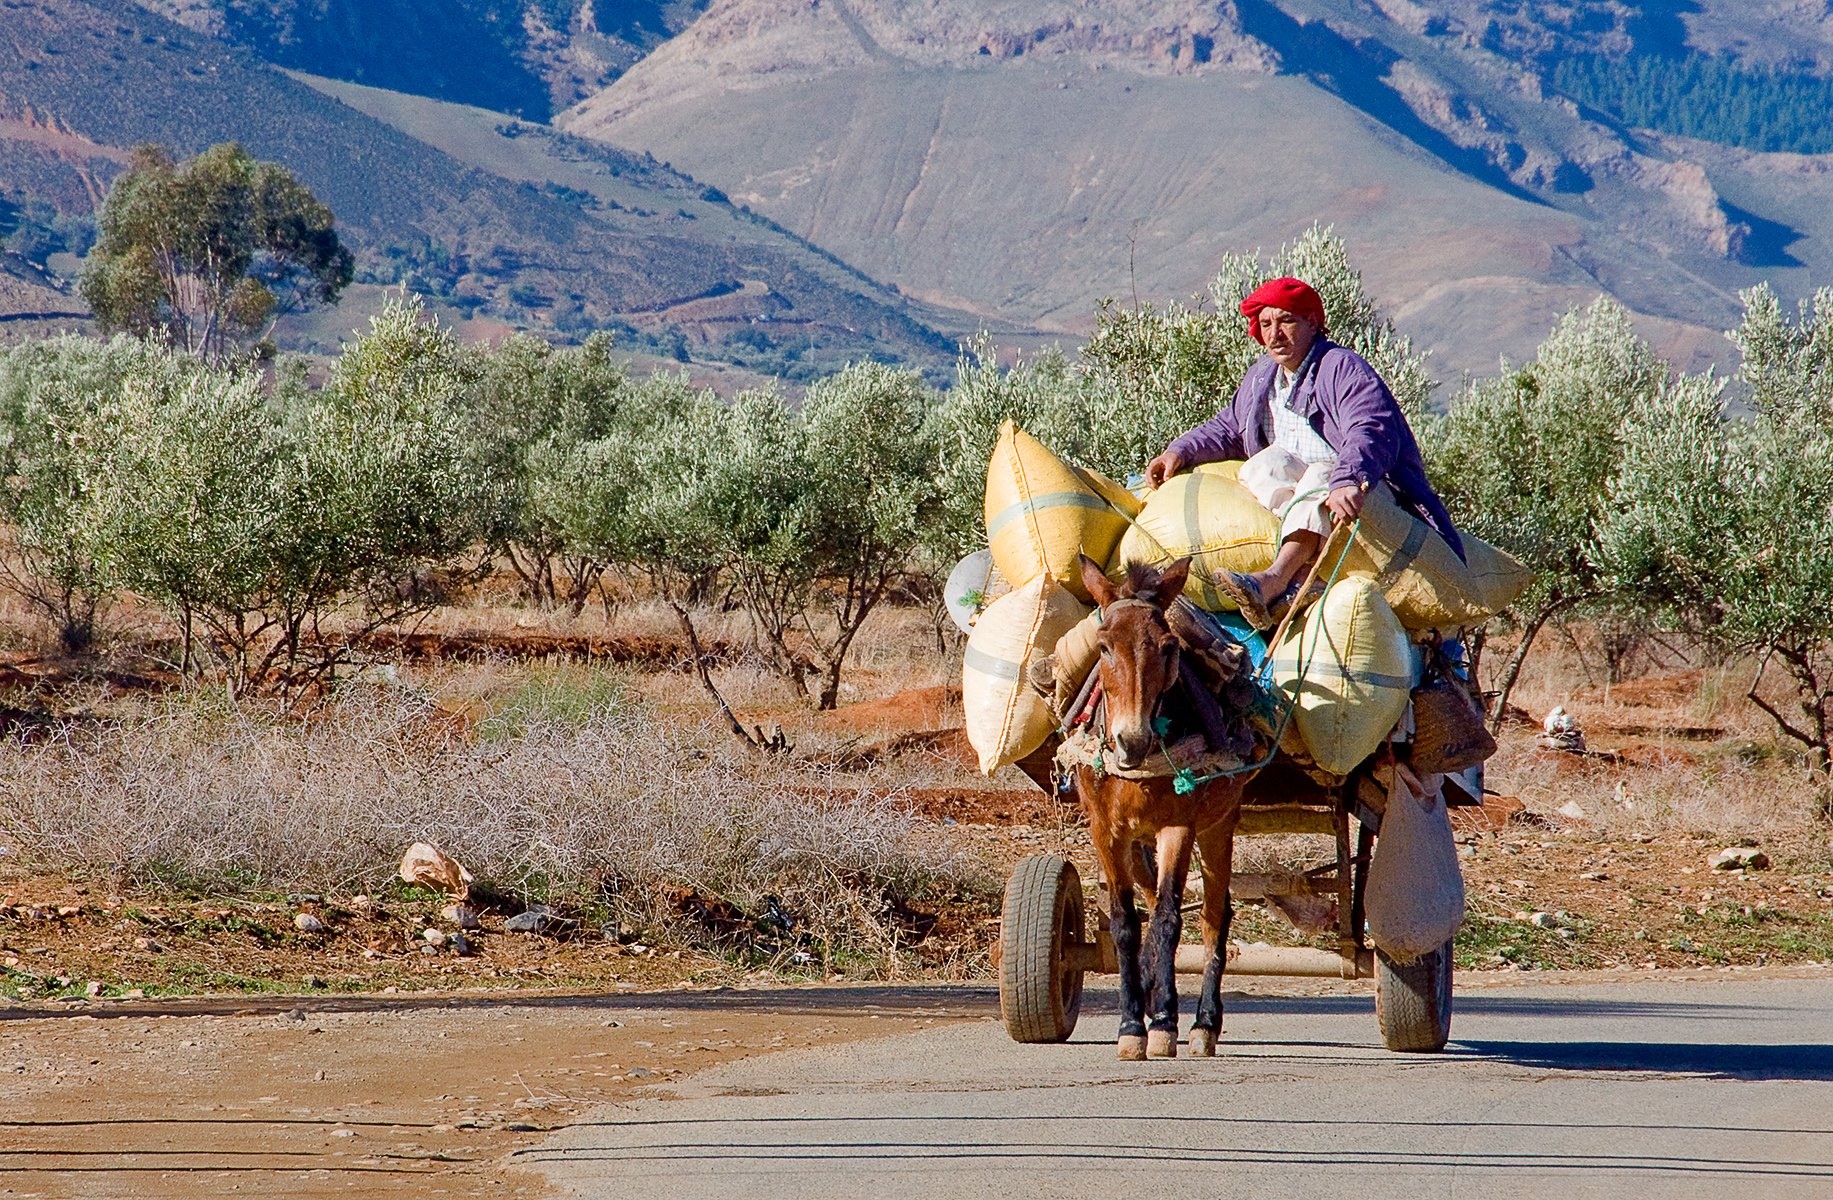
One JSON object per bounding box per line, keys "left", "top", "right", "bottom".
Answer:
{"left": 1375, "top": 938, "right": 1454, "bottom": 1052}
{"left": 999, "top": 854, "right": 1086, "bottom": 1043}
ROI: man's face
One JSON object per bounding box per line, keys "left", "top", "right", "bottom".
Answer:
{"left": 1256, "top": 306, "right": 1318, "bottom": 371}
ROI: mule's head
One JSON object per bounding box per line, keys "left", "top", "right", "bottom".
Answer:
{"left": 1078, "top": 554, "right": 1192, "bottom": 772}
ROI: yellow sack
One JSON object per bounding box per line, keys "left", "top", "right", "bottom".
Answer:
{"left": 1114, "top": 471, "right": 1280, "bottom": 611}
{"left": 962, "top": 574, "right": 1090, "bottom": 774}
{"left": 1049, "top": 609, "right": 1103, "bottom": 715}
{"left": 1269, "top": 575, "right": 1414, "bottom": 776}
{"left": 985, "top": 421, "right": 1140, "bottom": 602}
{"left": 1194, "top": 460, "right": 1246, "bottom": 482}
{"left": 1339, "top": 488, "right": 1533, "bottom": 629}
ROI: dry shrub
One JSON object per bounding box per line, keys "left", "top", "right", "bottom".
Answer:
{"left": 1488, "top": 729, "right": 1826, "bottom": 839}
{"left": 0, "top": 682, "right": 987, "bottom": 954}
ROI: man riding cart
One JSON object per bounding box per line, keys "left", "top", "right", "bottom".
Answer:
{"left": 956, "top": 276, "right": 1529, "bottom": 1056}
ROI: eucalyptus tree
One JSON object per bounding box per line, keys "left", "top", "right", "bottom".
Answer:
{"left": 81, "top": 143, "right": 353, "bottom": 363}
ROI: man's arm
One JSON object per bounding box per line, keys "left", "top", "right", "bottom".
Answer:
{"left": 1148, "top": 374, "right": 1254, "bottom": 485}
{"left": 1321, "top": 353, "right": 1405, "bottom": 501}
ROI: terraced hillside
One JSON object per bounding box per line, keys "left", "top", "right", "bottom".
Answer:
{"left": 0, "top": 0, "right": 953, "bottom": 371}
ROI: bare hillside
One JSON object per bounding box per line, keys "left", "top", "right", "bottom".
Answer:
{"left": 563, "top": 0, "right": 1833, "bottom": 379}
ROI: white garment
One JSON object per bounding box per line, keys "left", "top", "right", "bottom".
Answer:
{"left": 1238, "top": 445, "right": 1335, "bottom": 543}
{"left": 1269, "top": 365, "right": 1337, "bottom": 465}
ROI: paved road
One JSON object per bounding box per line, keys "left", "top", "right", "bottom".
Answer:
{"left": 523, "top": 974, "right": 1833, "bottom": 1199}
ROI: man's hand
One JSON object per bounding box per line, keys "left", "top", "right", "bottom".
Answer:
{"left": 1326, "top": 484, "right": 1365, "bottom": 523}
{"left": 1146, "top": 450, "right": 1186, "bottom": 489}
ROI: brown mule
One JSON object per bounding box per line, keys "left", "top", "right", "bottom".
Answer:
{"left": 1074, "top": 554, "right": 1251, "bottom": 1059}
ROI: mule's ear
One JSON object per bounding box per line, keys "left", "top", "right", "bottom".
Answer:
{"left": 1079, "top": 554, "right": 1119, "bottom": 608}
{"left": 1153, "top": 556, "right": 1192, "bottom": 603}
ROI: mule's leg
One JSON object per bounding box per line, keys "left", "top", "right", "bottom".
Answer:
{"left": 1083, "top": 790, "right": 1148, "bottom": 1061}
{"left": 1189, "top": 823, "right": 1236, "bottom": 1056}
{"left": 1144, "top": 825, "right": 1195, "bottom": 1058}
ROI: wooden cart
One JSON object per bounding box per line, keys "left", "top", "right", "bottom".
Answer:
{"left": 996, "top": 751, "right": 1461, "bottom": 1053}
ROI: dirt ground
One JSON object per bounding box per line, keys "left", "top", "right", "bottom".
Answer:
{"left": 0, "top": 987, "right": 986, "bottom": 1199}
{"left": 6, "top": 608, "right": 1833, "bottom": 1196}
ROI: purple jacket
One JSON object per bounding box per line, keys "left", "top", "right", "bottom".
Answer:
{"left": 1166, "top": 339, "right": 1464, "bottom": 558}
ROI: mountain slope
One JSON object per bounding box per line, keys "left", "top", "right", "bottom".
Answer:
{"left": 561, "top": 0, "right": 1833, "bottom": 378}
{"left": 0, "top": 0, "right": 952, "bottom": 370}
{"left": 132, "top": 0, "right": 712, "bottom": 118}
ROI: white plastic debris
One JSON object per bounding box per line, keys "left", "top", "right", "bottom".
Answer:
{"left": 1536, "top": 705, "right": 1587, "bottom": 753}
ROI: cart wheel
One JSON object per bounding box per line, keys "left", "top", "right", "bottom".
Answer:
{"left": 1375, "top": 938, "right": 1454, "bottom": 1052}
{"left": 999, "top": 854, "right": 1086, "bottom": 1043}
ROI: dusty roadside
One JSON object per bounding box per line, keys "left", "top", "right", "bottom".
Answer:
{"left": 0, "top": 986, "right": 992, "bottom": 1199}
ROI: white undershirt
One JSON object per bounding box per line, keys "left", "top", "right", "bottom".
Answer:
{"left": 1267, "top": 352, "right": 1336, "bottom": 465}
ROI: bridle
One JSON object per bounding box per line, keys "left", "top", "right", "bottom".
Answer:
{"left": 1092, "top": 596, "right": 1182, "bottom": 745}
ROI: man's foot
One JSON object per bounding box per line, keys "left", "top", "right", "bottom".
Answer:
{"left": 1217, "top": 571, "right": 1327, "bottom": 632}
{"left": 1216, "top": 570, "right": 1277, "bottom": 630}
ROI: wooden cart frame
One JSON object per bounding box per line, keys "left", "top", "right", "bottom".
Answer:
{"left": 997, "top": 752, "right": 1459, "bottom": 1053}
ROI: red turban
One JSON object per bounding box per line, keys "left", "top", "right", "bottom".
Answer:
{"left": 1240, "top": 277, "right": 1327, "bottom": 344}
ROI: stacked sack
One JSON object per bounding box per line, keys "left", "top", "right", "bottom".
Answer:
{"left": 961, "top": 420, "right": 1533, "bottom": 778}
{"left": 1266, "top": 488, "right": 1531, "bottom": 774}
{"left": 962, "top": 422, "right": 1135, "bottom": 773}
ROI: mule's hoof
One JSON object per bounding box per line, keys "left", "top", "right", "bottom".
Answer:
{"left": 1116, "top": 1035, "right": 1147, "bottom": 1061}
{"left": 1147, "top": 1029, "right": 1178, "bottom": 1058}
{"left": 1188, "top": 1027, "right": 1217, "bottom": 1057}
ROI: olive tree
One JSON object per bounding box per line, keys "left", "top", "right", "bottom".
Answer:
{"left": 717, "top": 364, "right": 940, "bottom": 710}
{"left": 0, "top": 335, "right": 205, "bottom": 651}
{"left": 466, "top": 332, "right": 630, "bottom": 612}
{"left": 1596, "top": 287, "right": 1833, "bottom": 815}
{"left": 1429, "top": 298, "right": 1669, "bottom": 724}
{"left": 81, "top": 143, "right": 353, "bottom": 363}
{"left": 532, "top": 370, "right": 797, "bottom": 743}
{"left": 83, "top": 297, "right": 493, "bottom": 689}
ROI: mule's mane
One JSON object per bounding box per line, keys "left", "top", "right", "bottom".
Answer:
{"left": 1117, "top": 560, "right": 1177, "bottom": 607}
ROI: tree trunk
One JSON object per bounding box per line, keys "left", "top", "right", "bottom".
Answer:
{"left": 1485, "top": 600, "right": 1571, "bottom": 733}
{"left": 671, "top": 602, "right": 772, "bottom": 752}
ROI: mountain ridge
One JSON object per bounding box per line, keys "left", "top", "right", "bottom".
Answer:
{"left": 560, "top": 0, "right": 1833, "bottom": 378}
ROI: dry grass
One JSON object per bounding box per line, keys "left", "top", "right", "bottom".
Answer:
{"left": 0, "top": 677, "right": 990, "bottom": 959}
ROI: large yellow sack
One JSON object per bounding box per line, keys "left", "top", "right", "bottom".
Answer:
{"left": 1338, "top": 488, "right": 1533, "bottom": 629}
{"left": 1194, "top": 460, "right": 1245, "bottom": 482}
{"left": 1269, "top": 575, "right": 1415, "bottom": 776}
{"left": 1114, "top": 471, "right": 1280, "bottom": 611}
{"left": 962, "top": 574, "right": 1090, "bottom": 774}
{"left": 1048, "top": 609, "right": 1103, "bottom": 715}
{"left": 985, "top": 421, "right": 1140, "bottom": 602}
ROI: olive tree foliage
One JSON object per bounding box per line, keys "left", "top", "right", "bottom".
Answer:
{"left": 73, "top": 298, "right": 494, "bottom": 690}
{"left": 81, "top": 144, "right": 353, "bottom": 364}
{"left": 1596, "top": 286, "right": 1833, "bottom": 815}
{"left": 465, "top": 332, "right": 629, "bottom": 613}
{"left": 1428, "top": 298, "right": 1670, "bottom": 724}
{"left": 537, "top": 364, "right": 941, "bottom": 718}
{"left": 0, "top": 336, "right": 208, "bottom": 651}
{"left": 722, "top": 364, "right": 941, "bottom": 711}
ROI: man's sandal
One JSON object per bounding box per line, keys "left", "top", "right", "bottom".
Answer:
{"left": 1216, "top": 571, "right": 1277, "bottom": 630}
{"left": 1217, "top": 572, "right": 1326, "bottom": 633}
